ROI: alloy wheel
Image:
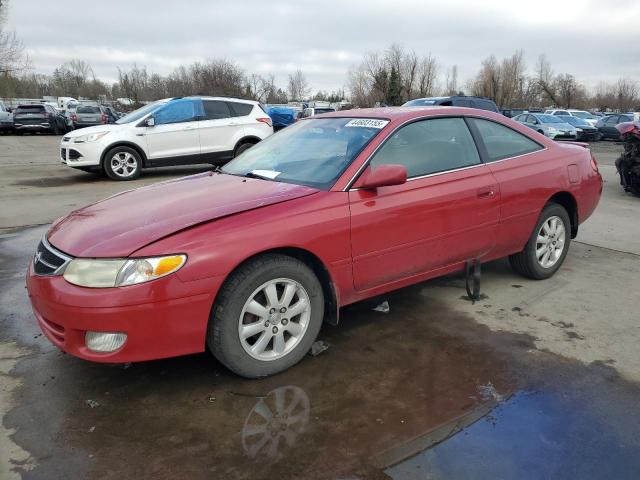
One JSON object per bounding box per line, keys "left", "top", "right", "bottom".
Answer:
{"left": 110, "top": 151, "right": 138, "bottom": 178}
{"left": 238, "top": 278, "right": 311, "bottom": 361}
{"left": 535, "top": 215, "right": 566, "bottom": 268}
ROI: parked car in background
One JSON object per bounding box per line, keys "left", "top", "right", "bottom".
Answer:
{"left": 0, "top": 100, "right": 13, "bottom": 133}
{"left": 72, "top": 104, "right": 115, "bottom": 129}
{"left": 557, "top": 115, "right": 600, "bottom": 141}
{"left": 404, "top": 95, "right": 500, "bottom": 113}
{"left": 545, "top": 109, "right": 600, "bottom": 126}
{"left": 265, "top": 105, "right": 297, "bottom": 130}
{"left": 28, "top": 107, "right": 602, "bottom": 378}
{"left": 513, "top": 113, "right": 577, "bottom": 140}
{"left": 60, "top": 96, "right": 273, "bottom": 180}
{"left": 13, "top": 104, "right": 67, "bottom": 135}
{"left": 501, "top": 108, "right": 527, "bottom": 118}
{"left": 595, "top": 114, "right": 635, "bottom": 140}
{"left": 302, "top": 105, "right": 336, "bottom": 117}
{"left": 104, "top": 106, "right": 120, "bottom": 123}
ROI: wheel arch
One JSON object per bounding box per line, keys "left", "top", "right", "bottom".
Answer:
{"left": 213, "top": 246, "right": 340, "bottom": 328}
{"left": 546, "top": 191, "right": 578, "bottom": 238}
{"left": 100, "top": 141, "right": 148, "bottom": 168}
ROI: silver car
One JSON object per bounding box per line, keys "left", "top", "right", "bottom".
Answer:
{"left": 513, "top": 113, "right": 577, "bottom": 140}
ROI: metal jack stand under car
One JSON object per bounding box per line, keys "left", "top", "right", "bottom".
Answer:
{"left": 465, "top": 258, "right": 482, "bottom": 303}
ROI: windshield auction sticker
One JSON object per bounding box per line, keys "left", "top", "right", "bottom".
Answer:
{"left": 345, "top": 119, "right": 390, "bottom": 129}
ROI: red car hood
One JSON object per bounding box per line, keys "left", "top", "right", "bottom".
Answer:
{"left": 48, "top": 172, "right": 318, "bottom": 257}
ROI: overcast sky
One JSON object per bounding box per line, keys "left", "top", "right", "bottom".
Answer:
{"left": 6, "top": 0, "right": 640, "bottom": 92}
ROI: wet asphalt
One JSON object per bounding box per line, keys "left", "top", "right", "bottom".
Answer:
{"left": 2, "top": 225, "right": 640, "bottom": 480}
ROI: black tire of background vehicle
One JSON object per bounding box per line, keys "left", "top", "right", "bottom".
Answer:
{"left": 509, "top": 202, "right": 571, "bottom": 280}
{"left": 234, "top": 142, "right": 256, "bottom": 158}
{"left": 537, "top": 130, "right": 545, "bottom": 135}
{"left": 208, "top": 254, "right": 325, "bottom": 378}
{"left": 103, "top": 146, "right": 142, "bottom": 181}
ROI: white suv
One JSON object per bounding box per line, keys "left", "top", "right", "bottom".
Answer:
{"left": 59, "top": 96, "right": 274, "bottom": 180}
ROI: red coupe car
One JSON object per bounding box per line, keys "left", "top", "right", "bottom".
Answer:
{"left": 26, "top": 107, "right": 602, "bottom": 377}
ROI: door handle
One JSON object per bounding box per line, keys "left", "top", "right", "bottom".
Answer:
{"left": 477, "top": 186, "right": 496, "bottom": 198}
{"left": 184, "top": 126, "right": 196, "bottom": 130}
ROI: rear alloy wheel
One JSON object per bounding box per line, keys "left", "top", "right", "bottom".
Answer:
{"left": 234, "top": 142, "right": 256, "bottom": 158}
{"left": 509, "top": 203, "right": 571, "bottom": 280}
{"left": 208, "top": 254, "right": 324, "bottom": 378}
{"left": 103, "top": 146, "right": 142, "bottom": 181}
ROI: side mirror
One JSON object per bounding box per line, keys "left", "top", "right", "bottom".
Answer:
{"left": 145, "top": 116, "right": 155, "bottom": 127}
{"left": 353, "top": 164, "right": 407, "bottom": 190}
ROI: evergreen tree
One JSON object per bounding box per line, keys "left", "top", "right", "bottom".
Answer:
{"left": 385, "top": 66, "right": 403, "bottom": 105}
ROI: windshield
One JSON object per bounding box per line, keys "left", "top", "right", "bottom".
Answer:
{"left": 15, "top": 106, "right": 45, "bottom": 113}
{"left": 222, "top": 117, "right": 388, "bottom": 190}
{"left": 116, "top": 99, "right": 169, "bottom": 124}
{"left": 571, "top": 111, "right": 597, "bottom": 120}
{"left": 559, "top": 116, "right": 589, "bottom": 127}
{"left": 404, "top": 99, "right": 438, "bottom": 106}
{"left": 538, "top": 115, "right": 563, "bottom": 123}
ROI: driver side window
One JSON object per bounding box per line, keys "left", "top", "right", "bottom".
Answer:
{"left": 369, "top": 117, "right": 481, "bottom": 178}
{"left": 154, "top": 100, "right": 198, "bottom": 125}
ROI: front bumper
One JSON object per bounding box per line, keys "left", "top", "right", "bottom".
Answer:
{"left": 26, "top": 261, "right": 221, "bottom": 363}
{"left": 59, "top": 138, "right": 104, "bottom": 167}
{"left": 550, "top": 131, "right": 577, "bottom": 140}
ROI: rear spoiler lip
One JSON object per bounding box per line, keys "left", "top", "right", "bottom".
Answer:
{"left": 559, "top": 140, "right": 589, "bottom": 148}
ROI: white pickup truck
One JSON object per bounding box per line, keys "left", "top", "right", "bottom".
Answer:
{"left": 0, "top": 100, "right": 13, "bottom": 132}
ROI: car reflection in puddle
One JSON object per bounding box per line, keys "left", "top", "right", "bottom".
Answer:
{"left": 242, "top": 385, "right": 310, "bottom": 460}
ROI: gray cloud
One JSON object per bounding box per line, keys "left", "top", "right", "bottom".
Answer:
{"left": 6, "top": 0, "right": 640, "bottom": 91}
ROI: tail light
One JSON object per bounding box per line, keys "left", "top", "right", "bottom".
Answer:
{"left": 256, "top": 117, "right": 273, "bottom": 128}
{"left": 101, "top": 114, "right": 108, "bottom": 124}
{"left": 590, "top": 153, "right": 599, "bottom": 173}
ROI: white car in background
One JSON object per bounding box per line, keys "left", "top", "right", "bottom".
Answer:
{"left": 544, "top": 109, "right": 600, "bottom": 126}
{"left": 59, "top": 96, "right": 274, "bottom": 180}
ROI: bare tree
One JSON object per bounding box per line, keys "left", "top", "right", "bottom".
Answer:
{"left": 0, "top": 0, "right": 29, "bottom": 75}
{"left": 445, "top": 65, "right": 458, "bottom": 95}
{"left": 287, "top": 69, "right": 309, "bottom": 101}
{"left": 416, "top": 54, "right": 438, "bottom": 97}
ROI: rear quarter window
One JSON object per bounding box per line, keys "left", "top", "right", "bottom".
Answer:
{"left": 227, "top": 102, "right": 253, "bottom": 117}
{"left": 470, "top": 118, "right": 543, "bottom": 162}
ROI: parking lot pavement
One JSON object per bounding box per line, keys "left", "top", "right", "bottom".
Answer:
{"left": 1, "top": 135, "right": 640, "bottom": 479}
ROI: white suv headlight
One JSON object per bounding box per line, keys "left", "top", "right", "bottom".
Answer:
{"left": 63, "top": 255, "right": 186, "bottom": 288}
{"left": 548, "top": 127, "right": 557, "bottom": 133}
{"left": 73, "top": 131, "right": 109, "bottom": 143}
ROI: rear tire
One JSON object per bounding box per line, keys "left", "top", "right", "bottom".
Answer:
{"left": 208, "top": 254, "right": 324, "bottom": 378}
{"left": 509, "top": 203, "right": 571, "bottom": 280}
{"left": 234, "top": 142, "right": 256, "bottom": 158}
{"left": 103, "top": 146, "right": 142, "bottom": 181}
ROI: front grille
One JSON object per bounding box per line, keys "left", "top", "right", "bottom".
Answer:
{"left": 33, "top": 238, "right": 72, "bottom": 276}
{"left": 40, "top": 316, "right": 66, "bottom": 344}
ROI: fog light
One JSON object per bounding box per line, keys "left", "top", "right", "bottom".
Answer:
{"left": 85, "top": 331, "right": 127, "bottom": 352}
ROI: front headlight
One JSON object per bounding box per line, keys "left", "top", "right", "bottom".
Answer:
{"left": 576, "top": 128, "right": 583, "bottom": 132}
{"left": 548, "top": 127, "right": 557, "bottom": 133}
{"left": 73, "top": 131, "right": 109, "bottom": 143}
{"left": 63, "top": 255, "right": 186, "bottom": 288}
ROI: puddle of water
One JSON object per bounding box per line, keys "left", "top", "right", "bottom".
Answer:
{"left": 387, "top": 387, "right": 640, "bottom": 479}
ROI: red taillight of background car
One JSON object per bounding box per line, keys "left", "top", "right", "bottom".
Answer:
{"left": 101, "top": 114, "right": 108, "bottom": 124}
{"left": 256, "top": 117, "right": 273, "bottom": 128}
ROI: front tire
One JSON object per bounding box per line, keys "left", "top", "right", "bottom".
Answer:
{"left": 103, "top": 146, "right": 142, "bottom": 181}
{"left": 509, "top": 203, "right": 571, "bottom": 280}
{"left": 208, "top": 254, "right": 324, "bottom": 378}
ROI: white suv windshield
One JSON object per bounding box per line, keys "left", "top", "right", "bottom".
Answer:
{"left": 222, "top": 117, "right": 388, "bottom": 190}
{"left": 116, "top": 100, "right": 169, "bottom": 124}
